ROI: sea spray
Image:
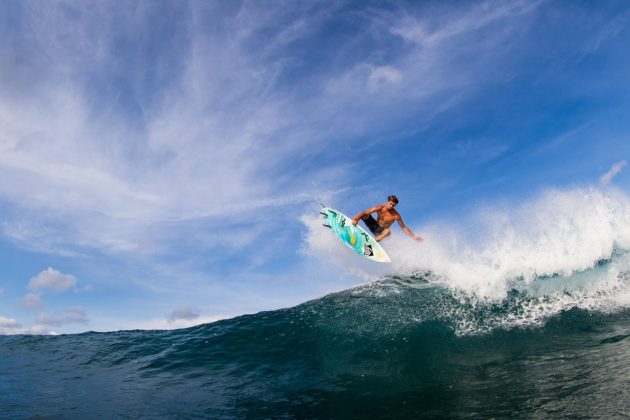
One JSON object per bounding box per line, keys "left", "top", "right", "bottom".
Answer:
{"left": 302, "top": 187, "right": 630, "bottom": 333}
{"left": 388, "top": 187, "right": 630, "bottom": 299}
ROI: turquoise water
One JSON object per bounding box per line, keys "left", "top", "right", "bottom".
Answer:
{"left": 1, "top": 272, "right": 629, "bottom": 418}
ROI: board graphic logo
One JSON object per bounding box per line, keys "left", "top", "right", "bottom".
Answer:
{"left": 362, "top": 244, "right": 374, "bottom": 256}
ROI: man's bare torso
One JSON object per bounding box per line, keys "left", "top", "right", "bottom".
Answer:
{"left": 375, "top": 206, "right": 400, "bottom": 229}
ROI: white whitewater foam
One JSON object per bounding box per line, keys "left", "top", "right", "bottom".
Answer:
{"left": 388, "top": 187, "right": 630, "bottom": 300}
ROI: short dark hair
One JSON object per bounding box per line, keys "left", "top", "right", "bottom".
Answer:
{"left": 388, "top": 195, "right": 399, "bottom": 204}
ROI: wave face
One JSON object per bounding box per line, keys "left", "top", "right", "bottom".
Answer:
{"left": 2, "top": 270, "right": 629, "bottom": 418}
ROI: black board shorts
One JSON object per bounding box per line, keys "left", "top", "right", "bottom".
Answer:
{"left": 364, "top": 215, "right": 384, "bottom": 236}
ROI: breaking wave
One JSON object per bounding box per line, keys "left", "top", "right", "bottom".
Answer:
{"left": 302, "top": 186, "right": 630, "bottom": 333}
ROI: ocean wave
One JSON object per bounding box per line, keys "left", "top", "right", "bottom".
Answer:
{"left": 302, "top": 187, "right": 630, "bottom": 334}
{"left": 342, "top": 264, "right": 628, "bottom": 336}
{"left": 2, "top": 276, "right": 628, "bottom": 418}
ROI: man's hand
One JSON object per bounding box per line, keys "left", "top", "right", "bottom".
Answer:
{"left": 413, "top": 235, "right": 423, "bottom": 242}
{"left": 351, "top": 219, "right": 358, "bottom": 225}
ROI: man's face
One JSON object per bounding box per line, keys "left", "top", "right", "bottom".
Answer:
{"left": 385, "top": 200, "right": 397, "bottom": 209}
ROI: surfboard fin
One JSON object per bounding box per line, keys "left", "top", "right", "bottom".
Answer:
{"left": 320, "top": 212, "right": 327, "bottom": 217}
{"left": 322, "top": 224, "right": 332, "bottom": 228}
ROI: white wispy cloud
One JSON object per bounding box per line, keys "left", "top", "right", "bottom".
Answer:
{"left": 390, "top": 1, "right": 540, "bottom": 48}
{"left": 322, "top": 0, "right": 542, "bottom": 132}
{"left": 36, "top": 307, "right": 88, "bottom": 326}
{"left": 600, "top": 160, "right": 627, "bottom": 186}
{"left": 28, "top": 268, "right": 77, "bottom": 292}
{"left": 21, "top": 292, "right": 42, "bottom": 310}
{"left": 0, "top": 2, "right": 343, "bottom": 259}
{"left": 0, "top": 316, "right": 55, "bottom": 335}
{"left": 367, "top": 66, "right": 403, "bottom": 93}
{"left": 0, "top": 316, "right": 21, "bottom": 331}
{"left": 167, "top": 306, "right": 201, "bottom": 322}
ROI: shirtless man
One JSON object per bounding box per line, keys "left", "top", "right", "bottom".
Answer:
{"left": 351, "top": 195, "right": 423, "bottom": 242}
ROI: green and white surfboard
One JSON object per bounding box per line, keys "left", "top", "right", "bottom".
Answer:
{"left": 321, "top": 207, "right": 391, "bottom": 263}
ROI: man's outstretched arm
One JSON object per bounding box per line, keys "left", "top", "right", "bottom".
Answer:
{"left": 397, "top": 218, "right": 423, "bottom": 242}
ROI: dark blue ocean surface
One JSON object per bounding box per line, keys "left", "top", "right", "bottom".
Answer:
{"left": 1, "top": 275, "right": 629, "bottom": 418}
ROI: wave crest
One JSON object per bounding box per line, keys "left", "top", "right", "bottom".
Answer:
{"left": 383, "top": 187, "right": 630, "bottom": 300}
{"left": 303, "top": 187, "right": 630, "bottom": 334}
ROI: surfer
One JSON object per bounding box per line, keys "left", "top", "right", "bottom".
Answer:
{"left": 351, "top": 195, "right": 423, "bottom": 242}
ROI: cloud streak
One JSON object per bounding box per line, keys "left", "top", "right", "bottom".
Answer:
{"left": 600, "top": 160, "right": 627, "bottom": 186}
{"left": 167, "top": 306, "right": 201, "bottom": 322}
{"left": 36, "top": 308, "right": 88, "bottom": 326}
{"left": 0, "top": 315, "right": 55, "bottom": 335}
{"left": 0, "top": 316, "right": 21, "bottom": 332}
{"left": 21, "top": 292, "right": 42, "bottom": 310}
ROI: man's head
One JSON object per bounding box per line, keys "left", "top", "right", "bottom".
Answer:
{"left": 385, "top": 195, "right": 399, "bottom": 209}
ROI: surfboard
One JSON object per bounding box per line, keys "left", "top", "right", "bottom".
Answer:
{"left": 320, "top": 207, "right": 391, "bottom": 263}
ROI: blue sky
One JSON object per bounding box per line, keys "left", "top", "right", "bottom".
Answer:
{"left": 1, "top": 0, "right": 630, "bottom": 334}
